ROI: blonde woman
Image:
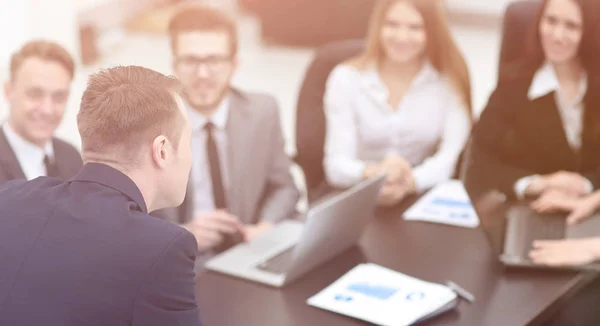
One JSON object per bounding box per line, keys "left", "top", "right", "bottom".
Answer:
{"left": 323, "top": 0, "right": 471, "bottom": 206}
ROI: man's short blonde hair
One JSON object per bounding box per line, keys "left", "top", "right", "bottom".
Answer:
{"left": 10, "top": 40, "right": 75, "bottom": 80}
{"left": 168, "top": 5, "right": 238, "bottom": 56}
{"left": 77, "top": 66, "right": 183, "bottom": 163}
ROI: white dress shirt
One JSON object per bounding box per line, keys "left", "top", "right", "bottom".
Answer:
{"left": 323, "top": 62, "right": 471, "bottom": 192}
{"left": 188, "top": 96, "right": 231, "bottom": 218}
{"left": 2, "top": 123, "right": 54, "bottom": 180}
{"left": 514, "top": 62, "right": 591, "bottom": 198}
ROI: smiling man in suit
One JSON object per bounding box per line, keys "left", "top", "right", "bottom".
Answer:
{"left": 157, "top": 5, "right": 300, "bottom": 257}
{"left": 0, "top": 40, "right": 83, "bottom": 183}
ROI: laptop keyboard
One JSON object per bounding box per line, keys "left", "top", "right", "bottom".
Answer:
{"left": 522, "top": 213, "right": 565, "bottom": 258}
{"left": 256, "top": 246, "right": 296, "bottom": 274}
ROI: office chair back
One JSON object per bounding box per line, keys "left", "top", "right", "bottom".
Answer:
{"left": 498, "top": 0, "right": 542, "bottom": 74}
{"left": 295, "top": 40, "right": 365, "bottom": 200}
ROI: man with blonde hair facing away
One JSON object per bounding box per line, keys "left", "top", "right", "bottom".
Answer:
{"left": 0, "top": 66, "right": 202, "bottom": 326}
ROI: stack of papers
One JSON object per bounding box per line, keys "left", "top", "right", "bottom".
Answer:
{"left": 403, "top": 180, "right": 480, "bottom": 228}
{"left": 307, "top": 264, "right": 458, "bottom": 326}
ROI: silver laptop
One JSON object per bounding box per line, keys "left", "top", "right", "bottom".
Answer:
{"left": 205, "top": 174, "right": 386, "bottom": 287}
{"left": 500, "top": 202, "right": 600, "bottom": 271}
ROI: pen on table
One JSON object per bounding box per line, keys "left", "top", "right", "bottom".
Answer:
{"left": 446, "top": 281, "right": 475, "bottom": 303}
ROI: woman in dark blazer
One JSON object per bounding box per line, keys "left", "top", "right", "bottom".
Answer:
{"left": 468, "top": 0, "right": 600, "bottom": 202}
{"left": 469, "top": 1, "right": 600, "bottom": 325}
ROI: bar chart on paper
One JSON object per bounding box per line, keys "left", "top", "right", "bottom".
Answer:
{"left": 308, "top": 264, "right": 458, "bottom": 326}
{"left": 346, "top": 283, "right": 398, "bottom": 300}
{"left": 403, "top": 180, "right": 480, "bottom": 228}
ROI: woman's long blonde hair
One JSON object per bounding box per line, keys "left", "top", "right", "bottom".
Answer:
{"left": 348, "top": 0, "right": 472, "bottom": 115}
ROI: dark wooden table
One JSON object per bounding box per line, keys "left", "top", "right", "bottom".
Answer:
{"left": 195, "top": 194, "right": 592, "bottom": 326}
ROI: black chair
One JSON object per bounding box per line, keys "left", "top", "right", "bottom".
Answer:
{"left": 498, "top": 0, "right": 542, "bottom": 74}
{"left": 463, "top": 0, "right": 542, "bottom": 187}
{"left": 294, "top": 40, "right": 365, "bottom": 201}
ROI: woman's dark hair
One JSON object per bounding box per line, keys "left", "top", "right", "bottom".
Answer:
{"left": 501, "top": 0, "right": 600, "bottom": 81}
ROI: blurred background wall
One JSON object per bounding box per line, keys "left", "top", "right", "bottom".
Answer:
{"left": 0, "top": 0, "right": 516, "bottom": 153}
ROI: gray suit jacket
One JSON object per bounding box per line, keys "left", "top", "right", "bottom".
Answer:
{"left": 0, "top": 129, "right": 83, "bottom": 183}
{"left": 155, "top": 90, "right": 300, "bottom": 225}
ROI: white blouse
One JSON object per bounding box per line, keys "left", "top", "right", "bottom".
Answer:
{"left": 323, "top": 62, "right": 471, "bottom": 192}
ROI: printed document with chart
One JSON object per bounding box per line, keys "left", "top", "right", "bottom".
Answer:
{"left": 403, "top": 180, "right": 480, "bottom": 228}
{"left": 307, "top": 264, "right": 458, "bottom": 326}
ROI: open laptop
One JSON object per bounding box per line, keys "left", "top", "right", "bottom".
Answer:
{"left": 204, "top": 174, "right": 386, "bottom": 287}
{"left": 500, "top": 202, "right": 600, "bottom": 271}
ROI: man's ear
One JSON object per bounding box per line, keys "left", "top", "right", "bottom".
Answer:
{"left": 151, "top": 135, "right": 169, "bottom": 168}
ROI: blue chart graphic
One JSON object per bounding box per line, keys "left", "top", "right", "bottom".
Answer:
{"left": 334, "top": 294, "right": 353, "bottom": 302}
{"left": 422, "top": 196, "right": 474, "bottom": 220}
{"left": 335, "top": 284, "right": 427, "bottom": 304}
{"left": 406, "top": 291, "right": 425, "bottom": 301}
{"left": 347, "top": 283, "right": 399, "bottom": 300}
{"left": 430, "top": 197, "right": 471, "bottom": 208}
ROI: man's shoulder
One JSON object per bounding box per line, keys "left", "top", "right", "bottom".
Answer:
{"left": 0, "top": 179, "right": 27, "bottom": 201}
{"left": 52, "top": 138, "right": 82, "bottom": 157}
{"left": 125, "top": 212, "right": 198, "bottom": 278}
{"left": 0, "top": 177, "right": 58, "bottom": 196}
{"left": 0, "top": 177, "right": 28, "bottom": 190}
{"left": 231, "top": 89, "right": 279, "bottom": 114}
{"left": 131, "top": 211, "right": 196, "bottom": 250}
{"left": 0, "top": 178, "right": 64, "bottom": 220}
{"left": 52, "top": 138, "right": 83, "bottom": 170}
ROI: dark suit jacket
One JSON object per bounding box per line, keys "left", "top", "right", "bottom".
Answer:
{"left": 0, "top": 129, "right": 83, "bottom": 183}
{"left": 467, "top": 68, "right": 600, "bottom": 199}
{"left": 155, "top": 90, "right": 300, "bottom": 226}
{"left": 0, "top": 163, "right": 202, "bottom": 326}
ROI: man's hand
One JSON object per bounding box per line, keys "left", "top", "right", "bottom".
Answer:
{"left": 182, "top": 210, "right": 244, "bottom": 252}
{"left": 529, "top": 238, "right": 600, "bottom": 267}
{"left": 244, "top": 222, "right": 273, "bottom": 242}
{"left": 529, "top": 171, "right": 591, "bottom": 197}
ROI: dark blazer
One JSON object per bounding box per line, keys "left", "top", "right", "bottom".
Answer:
{"left": 467, "top": 67, "right": 600, "bottom": 199}
{"left": 0, "top": 163, "right": 202, "bottom": 326}
{"left": 0, "top": 129, "right": 83, "bottom": 183}
{"left": 155, "top": 90, "right": 299, "bottom": 226}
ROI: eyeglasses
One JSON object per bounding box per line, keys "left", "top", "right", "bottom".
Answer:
{"left": 25, "top": 87, "right": 69, "bottom": 105}
{"left": 175, "top": 55, "right": 233, "bottom": 74}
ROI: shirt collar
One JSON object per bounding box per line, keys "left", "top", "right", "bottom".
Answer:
{"left": 361, "top": 60, "right": 441, "bottom": 101}
{"left": 2, "top": 122, "right": 54, "bottom": 160}
{"left": 70, "top": 163, "right": 148, "bottom": 213}
{"left": 411, "top": 61, "right": 441, "bottom": 87}
{"left": 528, "top": 62, "right": 588, "bottom": 102}
{"left": 187, "top": 94, "right": 230, "bottom": 132}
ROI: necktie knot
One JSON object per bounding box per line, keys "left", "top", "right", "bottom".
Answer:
{"left": 204, "top": 122, "right": 215, "bottom": 132}
{"left": 44, "top": 155, "right": 59, "bottom": 178}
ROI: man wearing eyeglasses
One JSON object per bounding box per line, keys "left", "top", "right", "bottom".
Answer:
{"left": 156, "top": 5, "right": 299, "bottom": 258}
{"left": 0, "top": 40, "right": 83, "bottom": 184}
